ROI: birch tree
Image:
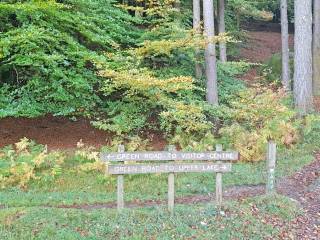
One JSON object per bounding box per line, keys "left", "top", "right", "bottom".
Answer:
{"left": 193, "top": 0, "right": 202, "bottom": 78}
{"left": 281, "top": 0, "right": 290, "bottom": 90}
{"left": 313, "top": 0, "right": 320, "bottom": 96}
{"left": 203, "top": 0, "right": 218, "bottom": 105}
{"left": 294, "top": 0, "right": 313, "bottom": 114}
{"left": 218, "top": 0, "right": 227, "bottom": 62}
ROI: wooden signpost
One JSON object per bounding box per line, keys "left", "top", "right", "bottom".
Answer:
{"left": 266, "top": 141, "right": 277, "bottom": 194}
{"left": 167, "top": 145, "right": 175, "bottom": 213}
{"left": 215, "top": 144, "right": 223, "bottom": 208}
{"left": 117, "top": 145, "right": 125, "bottom": 210}
{"left": 100, "top": 145, "right": 239, "bottom": 212}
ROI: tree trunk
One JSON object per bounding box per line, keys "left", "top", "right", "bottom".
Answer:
{"left": 313, "top": 0, "right": 320, "bottom": 96}
{"left": 218, "top": 0, "right": 227, "bottom": 62}
{"left": 281, "top": 0, "right": 290, "bottom": 90}
{"left": 294, "top": 0, "right": 313, "bottom": 114}
{"left": 174, "top": 0, "right": 181, "bottom": 10}
{"left": 193, "top": 0, "right": 202, "bottom": 78}
{"left": 203, "top": 0, "right": 218, "bottom": 105}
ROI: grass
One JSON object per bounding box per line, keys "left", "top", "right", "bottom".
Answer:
{"left": 0, "top": 136, "right": 318, "bottom": 208}
{"left": 0, "top": 195, "right": 300, "bottom": 240}
{"left": 1, "top": 132, "right": 319, "bottom": 209}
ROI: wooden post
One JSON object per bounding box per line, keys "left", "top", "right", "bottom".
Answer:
{"left": 168, "top": 145, "right": 176, "bottom": 213}
{"left": 215, "top": 144, "right": 223, "bottom": 208}
{"left": 117, "top": 145, "right": 125, "bottom": 211}
{"left": 266, "top": 141, "right": 277, "bottom": 194}
{"left": 168, "top": 173, "right": 174, "bottom": 213}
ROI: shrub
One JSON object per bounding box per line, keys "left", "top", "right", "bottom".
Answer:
{"left": 0, "top": 0, "right": 140, "bottom": 117}
{"left": 219, "top": 87, "right": 299, "bottom": 161}
{"left": 303, "top": 114, "right": 320, "bottom": 145}
{"left": 259, "top": 53, "right": 294, "bottom": 87}
{"left": 0, "top": 138, "right": 65, "bottom": 189}
{"left": 73, "top": 140, "right": 105, "bottom": 173}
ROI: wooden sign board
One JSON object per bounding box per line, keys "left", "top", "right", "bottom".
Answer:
{"left": 101, "top": 144, "right": 240, "bottom": 212}
{"left": 101, "top": 151, "right": 238, "bottom": 162}
{"left": 108, "top": 163, "right": 232, "bottom": 175}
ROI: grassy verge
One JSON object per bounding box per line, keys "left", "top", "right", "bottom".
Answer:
{"left": 0, "top": 195, "right": 300, "bottom": 240}
{"left": 0, "top": 135, "right": 318, "bottom": 208}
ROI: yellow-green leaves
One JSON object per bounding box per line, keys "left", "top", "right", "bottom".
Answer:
{"left": 0, "top": 138, "right": 65, "bottom": 189}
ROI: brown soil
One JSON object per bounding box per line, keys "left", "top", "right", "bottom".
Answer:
{"left": 240, "top": 31, "right": 294, "bottom": 63}
{"left": 0, "top": 115, "right": 111, "bottom": 149}
{"left": 277, "top": 152, "right": 320, "bottom": 239}
{"left": 0, "top": 115, "right": 166, "bottom": 150}
{"left": 55, "top": 185, "right": 264, "bottom": 210}
{"left": 239, "top": 30, "right": 294, "bottom": 85}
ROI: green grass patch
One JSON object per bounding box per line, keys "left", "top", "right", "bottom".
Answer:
{"left": 0, "top": 138, "right": 317, "bottom": 208}
{"left": 0, "top": 195, "right": 300, "bottom": 240}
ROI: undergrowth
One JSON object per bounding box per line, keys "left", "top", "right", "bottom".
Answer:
{"left": 0, "top": 0, "right": 313, "bottom": 163}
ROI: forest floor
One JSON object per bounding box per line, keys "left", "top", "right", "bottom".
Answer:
{"left": 239, "top": 30, "right": 293, "bottom": 83}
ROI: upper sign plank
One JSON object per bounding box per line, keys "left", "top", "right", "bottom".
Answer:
{"left": 100, "top": 151, "right": 238, "bottom": 162}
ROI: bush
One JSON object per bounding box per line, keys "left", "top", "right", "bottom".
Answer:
{"left": 219, "top": 87, "right": 299, "bottom": 161}
{"left": 303, "top": 114, "right": 320, "bottom": 145}
{"left": 259, "top": 53, "right": 294, "bottom": 87}
{"left": 0, "top": 138, "right": 65, "bottom": 189}
{"left": 0, "top": 0, "right": 140, "bottom": 117}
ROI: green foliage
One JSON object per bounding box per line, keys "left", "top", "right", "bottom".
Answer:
{"left": 217, "top": 61, "right": 248, "bottom": 104}
{"left": 303, "top": 114, "right": 320, "bottom": 145}
{"left": 227, "top": 0, "right": 274, "bottom": 26}
{"left": 259, "top": 53, "right": 294, "bottom": 87}
{"left": 219, "top": 87, "right": 298, "bottom": 161}
{"left": 92, "top": 101, "right": 152, "bottom": 135}
{"left": 260, "top": 53, "right": 282, "bottom": 85}
{"left": 255, "top": 0, "right": 294, "bottom": 22}
{"left": 0, "top": 138, "right": 65, "bottom": 189}
{"left": 0, "top": 0, "right": 140, "bottom": 117}
{"left": 0, "top": 0, "right": 306, "bottom": 164}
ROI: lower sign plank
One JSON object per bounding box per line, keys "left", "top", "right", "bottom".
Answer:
{"left": 108, "top": 163, "right": 232, "bottom": 175}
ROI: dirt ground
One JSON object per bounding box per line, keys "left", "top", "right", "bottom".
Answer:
{"left": 240, "top": 31, "right": 294, "bottom": 63}
{"left": 0, "top": 115, "right": 167, "bottom": 150}
{"left": 0, "top": 115, "right": 111, "bottom": 149}
{"left": 239, "top": 30, "right": 294, "bottom": 84}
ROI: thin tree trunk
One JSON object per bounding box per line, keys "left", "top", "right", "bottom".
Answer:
{"left": 218, "top": 0, "right": 227, "bottom": 62}
{"left": 281, "top": 0, "right": 290, "bottom": 90}
{"left": 294, "top": 0, "right": 313, "bottom": 114}
{"left": 174, "top": 0, "right": 180, "bottom": 10}
{"left": 313, "top": 0, "right": 320, "bottom": 96}
{"left": 203, "top": 0, "right": 218, "bottom": 105}
{"left": 193, "top": 0, "right": 202, "bottom": 78}
{"left": 236, "top": 12, "right": 240, "bottom": 29}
